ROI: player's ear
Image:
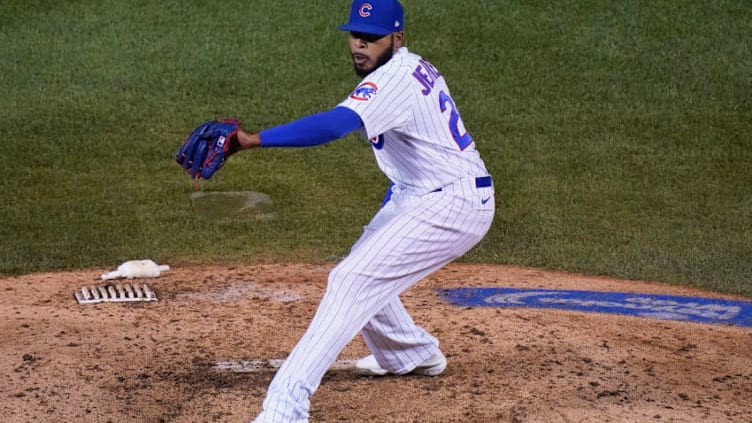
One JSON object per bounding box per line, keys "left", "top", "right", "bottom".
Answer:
{"left": 393, "top": 31, "right": 404, "bottom": 48}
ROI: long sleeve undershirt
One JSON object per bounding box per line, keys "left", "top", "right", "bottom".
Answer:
{"left": 259, "top": 106, "right": 363, "bottom": 147}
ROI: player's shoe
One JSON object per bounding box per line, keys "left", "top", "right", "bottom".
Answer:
{"left": 355, "top": 351, "right": 447, "bottom": 377}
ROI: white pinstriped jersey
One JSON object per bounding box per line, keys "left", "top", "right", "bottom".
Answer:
{"left": 339, "top": 47, "right": 488, "bottom": 193}
{"left": 253, "top": 47, "right": 495, "bottom": 423}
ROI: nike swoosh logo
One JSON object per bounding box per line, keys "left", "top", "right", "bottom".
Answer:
{"left": 481, "top": 197, "right": 491, "bottom": 205}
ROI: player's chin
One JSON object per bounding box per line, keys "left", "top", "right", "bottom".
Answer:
{"left": 353, "top": 62, "right": 373, "bottom": 77}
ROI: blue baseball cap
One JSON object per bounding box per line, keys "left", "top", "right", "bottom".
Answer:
{"left": 338, "top": 0, "right": 404, "bottom": 36}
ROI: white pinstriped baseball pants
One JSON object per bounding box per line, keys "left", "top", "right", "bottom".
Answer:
{"left": 253, "top": 176, "right": 495, "bottom": 422}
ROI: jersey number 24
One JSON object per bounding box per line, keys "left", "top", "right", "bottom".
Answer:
{"left": 439, "top": 91, "right": 473, "bottom": 150}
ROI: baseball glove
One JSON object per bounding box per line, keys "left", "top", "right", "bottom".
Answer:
{"left": 175, "top": 119, "right": 241, "bottom": 180}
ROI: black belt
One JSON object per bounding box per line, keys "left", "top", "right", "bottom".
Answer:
{"left": 433, "top": 176, "right": 493, "bottom": 192}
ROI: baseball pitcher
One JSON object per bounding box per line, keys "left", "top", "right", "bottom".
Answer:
{"left": 176, "top": 1, "right": 495, "bottom": 421}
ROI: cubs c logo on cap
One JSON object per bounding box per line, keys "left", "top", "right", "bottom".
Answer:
{"left": 359, "top": 3, "right": 372, "bottom": 17}
{"left": 338, "top": 0, "right": 404, "bottom": 36}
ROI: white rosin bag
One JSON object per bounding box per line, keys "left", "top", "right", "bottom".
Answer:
{"left": 101, "top": 259, "right": 170, "bottom": 280}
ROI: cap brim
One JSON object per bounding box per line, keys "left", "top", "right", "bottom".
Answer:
{"left": 337, "top": 23, "right": 394, "bottom": 36}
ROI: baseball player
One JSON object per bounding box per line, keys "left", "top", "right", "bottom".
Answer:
{"left": 176, "top": 1, "right": 494, "bottom": 421}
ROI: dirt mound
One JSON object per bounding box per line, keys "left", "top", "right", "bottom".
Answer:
{"left": 1, "top": 263, "right": 750, "bottom": 422}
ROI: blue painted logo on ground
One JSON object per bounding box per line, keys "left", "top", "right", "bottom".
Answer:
{"left": 439, "top": 288, "right": 752, "bottom": 327}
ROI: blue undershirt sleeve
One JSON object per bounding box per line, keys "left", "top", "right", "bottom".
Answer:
{"left": 259, "top": 106, "right": 363, "bottom": 148}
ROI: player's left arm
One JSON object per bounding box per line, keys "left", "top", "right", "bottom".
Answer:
{"left": 176, "top": 107, "right": 362, "bottom": 182}
{"left": 235, "top": 107, "right": 362, "bottom": 150}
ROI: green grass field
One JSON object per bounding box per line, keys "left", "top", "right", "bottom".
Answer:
{"left": 1, "top": 1, "right": 750, "bottom": 296}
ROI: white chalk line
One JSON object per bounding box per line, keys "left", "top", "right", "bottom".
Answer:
{"left": 214, "top": 359, "right": 358, "bottom": 373}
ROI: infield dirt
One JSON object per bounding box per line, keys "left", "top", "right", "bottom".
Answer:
{"left": 1, "top": 263, "right": 750, "bottom": 422}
